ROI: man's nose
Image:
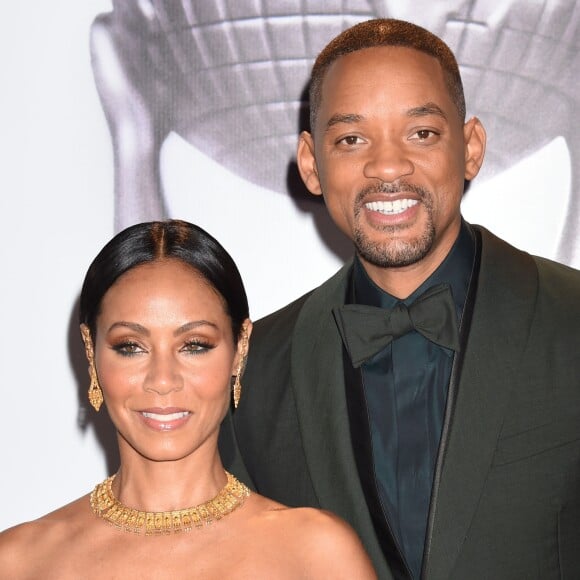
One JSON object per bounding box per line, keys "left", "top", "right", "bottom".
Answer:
{"left": 363, "top": 141, "right": 414, "bottom": 182}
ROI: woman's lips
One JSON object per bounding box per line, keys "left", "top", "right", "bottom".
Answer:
{"left": 138, "top": 408, "right": 192, "bottom": 431}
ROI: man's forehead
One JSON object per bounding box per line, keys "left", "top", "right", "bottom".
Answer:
{"left": 315, "top": 47, "right": 454, "bottom": 126}
{"left": 327, "top": 45, "right": 442, "bottom": 71}
{"left": 321, "top": 46, "right": 446, "bottom": 97}
{"left": 320, "top": 49, "right": 447, "bottom": 100}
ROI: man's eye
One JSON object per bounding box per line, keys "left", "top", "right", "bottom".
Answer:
{"left": 413, "top": 129, "right": 438, "bottom": 141}
{"left": 338, "top": 135, "right": 362, "bottom": 146}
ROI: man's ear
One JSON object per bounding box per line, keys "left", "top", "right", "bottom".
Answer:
{"left": 464, "top": 117, "right": 487, "bottom": 181}
{"left": 297, "top": 131, "right": 323, "bottom": 196}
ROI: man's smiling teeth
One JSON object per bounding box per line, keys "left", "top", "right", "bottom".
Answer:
{"left": 365, "top": 199, "right": 418, "bottom": 214}
{"left": 141, "top": 411, "right": 190, "bottom": 421}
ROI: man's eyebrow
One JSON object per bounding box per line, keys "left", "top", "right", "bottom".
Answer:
{"left": 324, "top": 104, "right": 447, "bottom": 130}
{"left": 407, "top": 102, "right": 447, "bottom": 119}
{"left": 325, "top": 113, "right": 364, "bottom": 130}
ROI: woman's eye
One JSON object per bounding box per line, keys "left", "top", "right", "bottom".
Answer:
{"left": 182, "top": 341, "right": 215, "bottom": 354}
{"left": 112, "top": 342, "right": 144, "bottom": 356}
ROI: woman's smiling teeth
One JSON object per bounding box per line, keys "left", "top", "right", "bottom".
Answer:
{"left": 365, "top": 199, "right": 418, "bottom": 214}
{"left": 141, "top": 411, "right": 191, "bottom": 421}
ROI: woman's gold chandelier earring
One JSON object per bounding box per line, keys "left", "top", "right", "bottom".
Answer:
{"left": 233, "top": 372, "right": 242, "bottom": 409}
{"left": 88, "top": 362, "right": 104, "bottom": 412}
{"left": 81, "top": 325, "right": 103, "bottom": 412}
{"left": 232, "top": 329, "right": 249, "bottom": 409}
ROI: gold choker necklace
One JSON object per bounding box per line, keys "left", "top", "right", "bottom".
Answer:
{"left": 90, "top": 471, "right": 250, "bottom": 535}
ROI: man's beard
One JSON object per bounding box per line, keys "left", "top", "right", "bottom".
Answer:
{"left": 353, "top": 181, "right": 435, "bottom": 268}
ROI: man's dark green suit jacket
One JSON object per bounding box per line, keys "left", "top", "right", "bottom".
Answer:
{"left": 220, "top": 225, "right": 580, "bottom": 579}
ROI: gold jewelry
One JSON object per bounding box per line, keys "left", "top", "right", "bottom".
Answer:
{"left": 88, "top": 362, "right": 104, "bottom": 412}
{"left": 80, "top": 326, "right": 103, "bottom": 412}
{"left": 90, "top": 471, "right": 250, "bottom": 535}
{"left": 232, "top": 326, "right": 249, "bottom": 409}
{"left": 233, "top": 373, "right": 242, "bottom": 409}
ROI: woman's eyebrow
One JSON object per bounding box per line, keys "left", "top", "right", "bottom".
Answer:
{"left": 107, "top": 321, "right": 149, "bottom": 335}
{"left": 174, "top": 320, "right": 218, "bottom": 336}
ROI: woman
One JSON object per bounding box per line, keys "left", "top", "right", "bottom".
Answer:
{"left": 0, "top": 220, "right": 376, "bottom": 579}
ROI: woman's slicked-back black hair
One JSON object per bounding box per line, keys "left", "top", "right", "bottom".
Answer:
{"left": 79, "top": 220, "right": 249, "bottom": 341}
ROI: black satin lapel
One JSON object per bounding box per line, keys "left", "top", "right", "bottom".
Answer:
{"left": 422, "top": 227, "right": 481, "bottom": 578}
{"left": 422, "top": 228, "right": 539, "bottom": 579}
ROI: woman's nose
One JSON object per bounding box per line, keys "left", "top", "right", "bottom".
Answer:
{"left": 143, "top": 352, "right": 184, "bottom": 395}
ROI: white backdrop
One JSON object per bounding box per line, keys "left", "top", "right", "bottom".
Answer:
{"left": 0, "top": 2, "right": 578, "bottom": 531}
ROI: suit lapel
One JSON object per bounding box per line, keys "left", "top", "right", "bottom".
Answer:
{"left": 424, "top": 228, "right": 539, "bottom": 579}
{"left": 290, "top": 263, "right": 394, "bottom": 579}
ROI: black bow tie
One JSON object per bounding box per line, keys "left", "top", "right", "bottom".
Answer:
{"left": 333, "top": 283, "right": 460, "bottom": 368}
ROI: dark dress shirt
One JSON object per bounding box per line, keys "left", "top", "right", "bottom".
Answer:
{"left": 350, "top": 222, "right": 476, "bottom": 579}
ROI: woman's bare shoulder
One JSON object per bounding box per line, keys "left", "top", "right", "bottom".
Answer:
{"left": 245, "top": 494, "right": 377, "bottom": 579}
{"left": 0, "top": 495, "right": 91, "bottom": 577}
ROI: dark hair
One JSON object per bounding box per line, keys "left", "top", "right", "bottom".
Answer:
{"left": 309, "top": 18, "right": 466, "bottom": 131}
{"left": 79, "top": 220, "right": 249, "bottom": 342}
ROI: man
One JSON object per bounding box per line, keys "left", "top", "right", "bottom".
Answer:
{"left": 221, "top": 19, "right": 580, "bottom": 580}
{"left": 91, "top": 2, "right": 580, "bottom": 268}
